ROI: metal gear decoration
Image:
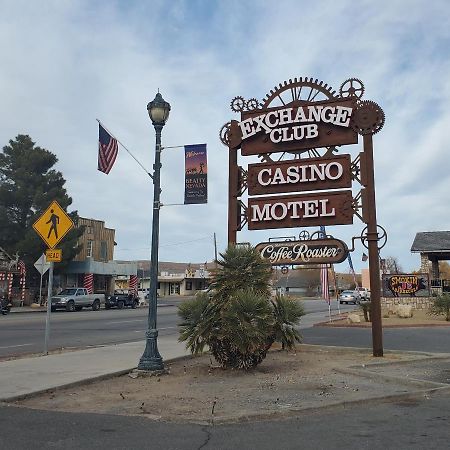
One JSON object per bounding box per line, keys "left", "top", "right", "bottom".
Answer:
{"left": 298, "top": 230, "right": 310, "bottom": 241}
{"left": 230, "top": 96, "right": 246, "bottom": 113}
{"left": 261, "top": 77, "right": 337, "bottom": 108}
{"left": 219, "top": 122, "right": 231, "bottom": 146}
{"left": 246, "top": 98, "right": 260, "bottom": 111}
{"left": 350, "top": 100, "right": 385, "bottom": 136}
{"left": 339, "top": 78, "right": 365, "bottom": 99}
{"left": 360, "top": 225, "right": 388, "bottom": 250}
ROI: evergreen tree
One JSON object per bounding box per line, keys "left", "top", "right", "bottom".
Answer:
{"left": 0, "top": 135, "right": 83, "bottom": 279}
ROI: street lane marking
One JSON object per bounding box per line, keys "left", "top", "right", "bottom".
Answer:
{"left": 0, "top": 343, "right": 33, "bottom": 349}
{"left": 107, "top": 319, "right": 146, "bottom": 324}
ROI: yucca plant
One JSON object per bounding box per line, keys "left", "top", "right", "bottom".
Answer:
{"left": 178, "top": 245, "right": 305, "bottom": 370}
{"left": 271, "top": 295, "right": 305, "bottom": 349}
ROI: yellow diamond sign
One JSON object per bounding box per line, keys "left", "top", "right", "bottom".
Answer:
{"left": 33, "top": 201, "right": 74, "bottom": 249}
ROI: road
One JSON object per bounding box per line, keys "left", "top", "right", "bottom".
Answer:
{"left": 0, "top": 298, "right": 349, "bottom": 358}
{"left": 2, "top": 390, "right": 450, "bottom": 449}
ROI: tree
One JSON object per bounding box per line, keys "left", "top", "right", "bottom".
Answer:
{"left": 0, "top": 135, "right": 83, "bottom": 280}
{"left": 383, "top": 256, "right": 403, "bottom": 274}
{"left": 178, "top": 245, "right": 305, "bottom": 370}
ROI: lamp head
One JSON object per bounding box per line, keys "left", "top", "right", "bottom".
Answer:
{"left": 147, "top": 92, "right": 171, "bottom": 126}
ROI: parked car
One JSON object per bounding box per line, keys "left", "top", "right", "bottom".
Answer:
{"left": 51, "top": 288, "right": 105, "bottom": 312}
{"left": 355, "top": 287, "right": 371, "bottom": 300}
{"left": 105, "top": 290, "right": 139, "bottom": 309}
{"left": 339, "top": 290, "right": 361, "bottom": 304}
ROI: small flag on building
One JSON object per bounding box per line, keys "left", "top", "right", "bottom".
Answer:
{"left": 98, "top": 124, "right": 118, "bottom": 174}
{"left": 184, "top": 144, "right": 207, "bottom": 204}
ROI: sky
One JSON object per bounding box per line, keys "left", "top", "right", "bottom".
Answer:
{"left": 1, "top": 0, "right": 450, "bottom": 274}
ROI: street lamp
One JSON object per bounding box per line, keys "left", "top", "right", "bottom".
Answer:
{"left": 138, "top": 92, "right": 171, "bottom": 371}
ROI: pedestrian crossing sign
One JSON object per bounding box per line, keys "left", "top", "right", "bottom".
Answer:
{"left": 33, "top": 200, "right": 74, "bottom": 249}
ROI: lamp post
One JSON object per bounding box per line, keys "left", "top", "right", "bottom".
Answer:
{"left": 138, "top": 92, "right": 171, "bottom": 371}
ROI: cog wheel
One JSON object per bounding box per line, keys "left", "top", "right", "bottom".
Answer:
{"left": 219, "top": 122, "right": 231, "bottom": 146}
{"left": 246, "top": 98, "right": 260, "bottom": 111}
{"left": 230, "top": 96, "right": 246, "bottom": 113}
{"left": 350, "top": 100, "right": 385, "bottom": 135}
{"left": 261, "top": 76, "right": 337, "bottom": 109}
{"left": 298, "top": 230, "right": 310, "bottom": 241}
{"left": 340, "top": 78, "right": 365, "bottom": 99}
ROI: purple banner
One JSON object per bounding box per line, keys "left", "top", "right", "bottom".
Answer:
{"left": 184, "top": 144, "right": 207, "bottom": 204}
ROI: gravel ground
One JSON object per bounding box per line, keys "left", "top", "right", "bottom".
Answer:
{"left": 15, "top": 345, "right": 449, "bottom": 424}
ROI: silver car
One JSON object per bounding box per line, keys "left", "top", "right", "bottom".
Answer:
{"left": 339, "top": 290, "right": 361, "bottom": 304}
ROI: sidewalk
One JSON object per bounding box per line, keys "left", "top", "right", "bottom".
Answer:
{"left": 0, "top": 335, "right": 190, "bottom": 401}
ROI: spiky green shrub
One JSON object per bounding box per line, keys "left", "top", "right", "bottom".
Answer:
{"left": 429, "top": 293, "right": 450, "bottom": 321}
{"left": 271, "top": 295, "right": 305, "bottom": 349}
{"left": 178, "top": 245, "right": 304, "bottom": 370}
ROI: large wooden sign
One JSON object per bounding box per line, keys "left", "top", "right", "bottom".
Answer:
{"left": 382, "top": 274, "right": 430, "bottom": 298}
{"left": 247, "top": 190, "right": 353, "bottom": 230}
{"left": 248, "top": 154, "right": 351, "bottom": 196}
{"left": 238, "top": 99, "right": 357, "bottom": 156}
{"left": 256, "top": 238, "right": 348, "bottom": 266}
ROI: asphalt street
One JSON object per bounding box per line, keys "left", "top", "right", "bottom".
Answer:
{"left": 1, "top": 390, "right": 449, "bottom": 449}
{"left": 0, "top": 299, "right": 350, "bottom": 358}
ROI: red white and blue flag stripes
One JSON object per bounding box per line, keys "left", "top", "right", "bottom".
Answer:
{"left": 319, "top": 226, "right": 330, "bottom": 304}
{"left": 98, "top": 124, "right": 118, "bottom": 174}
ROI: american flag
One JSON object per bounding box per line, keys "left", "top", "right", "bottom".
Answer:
{"left": 98, "top": 124, "right": 118, "bottom": 174}
{"left": 319, "top": 226, "right": 330, "bottom": 304}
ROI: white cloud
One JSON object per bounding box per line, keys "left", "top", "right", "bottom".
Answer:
{"left": 1, "top": 0, "right": 450, "bottom": 273}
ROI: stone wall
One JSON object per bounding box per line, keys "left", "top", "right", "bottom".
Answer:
{"left": 381, "top": 296, "right": 433, "bottom": 310}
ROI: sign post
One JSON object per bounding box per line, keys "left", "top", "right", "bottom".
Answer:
{"left": 34, "top": 253, "right": 51, "bottom": 305}
{"left": 32, "top": 200, "right": 74, "bottom": 354}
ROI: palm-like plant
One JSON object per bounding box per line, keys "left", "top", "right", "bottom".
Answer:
{"left": 178, "top": 245, "right": 304, "bottom": 369}
{"left": 208, "top": 245, "right": 272, "bottom": 299}
{"left": 271, "top": 295, "right": 305, "bottom": 350}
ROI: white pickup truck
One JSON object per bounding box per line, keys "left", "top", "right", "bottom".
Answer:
{"left": 51, "top": 288, "right": 105, "bottom": 312}
{"left": 356, "top": 287, "right": 371, "bottom": 301}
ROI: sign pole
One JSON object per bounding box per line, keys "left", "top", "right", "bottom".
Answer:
{"left": 363, "top": 134, "right": 383, "bottom": 357}
{"left": 44, "top": 261, "right": 54, "bottom": 355}
{"left": 39, "top": 270, "right": 43, "bottom": 305}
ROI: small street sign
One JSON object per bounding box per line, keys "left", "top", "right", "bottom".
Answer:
{"left": 45, "top": 249, "right": 62, "bottom": 262}
{"left": 32, "top": 201, "right": 74, "bottom": 249}
{"left": 34, "top": 253, "right": 51, "bottom": 275}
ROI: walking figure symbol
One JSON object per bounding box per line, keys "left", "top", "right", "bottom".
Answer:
{"left": 46, "top": 209, "right": 60, "bottom": 239}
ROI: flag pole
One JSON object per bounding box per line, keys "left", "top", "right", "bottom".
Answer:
{"left": 96, "top": 119, "right": 153, "bottom": 180}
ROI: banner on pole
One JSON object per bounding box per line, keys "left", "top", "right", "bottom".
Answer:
{"left": 184, "top": 144, "right": 207, "bottom": 204}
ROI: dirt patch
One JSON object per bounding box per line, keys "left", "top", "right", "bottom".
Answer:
{"left": 319, "top": 309, "right": 450, "bottom": 328}
{"left": 15, "top": 345, "right": 442, "bottom": 424}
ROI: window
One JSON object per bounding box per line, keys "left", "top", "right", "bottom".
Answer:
{"left": 100, "top": 241, "right": 107, "bottom": 260}
{"left": 186, "top": 281, "right": 192, "bottom": 290}
{"left": 86, "top": 225, "right": 93, "bottom": 235}
{"left": 86, "top": 240, "right": 93, "bottom": 257}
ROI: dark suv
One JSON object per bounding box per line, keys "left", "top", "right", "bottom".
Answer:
{"left": 105, "top": 290, "right": 139, "bottom": 309}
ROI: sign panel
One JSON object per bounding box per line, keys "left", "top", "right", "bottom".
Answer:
{"left": 45, "top": 249, "right": 62, "bottom": 262}
{"left": 184, "top": 144, "right": 208, "bottom": 204}
{"left": 248, "top": 154, "right": 351, "bottom": 196}
{"left": 382, "top": 274, "right": 430, "bottom": 298}
{"left": 247, "top": 190, "right": 353, "bottom": 230}
{"left": 238, "top": 99, "right": 358, "bottom": 156}
{"left": 32, "top": 201, "right": 74, "bottom": 249}
{"left": 256, "top": 238, "right": 349, "bottom": 266}
{"left": 34, "top": 253, "right": 51, "bottom": 275}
